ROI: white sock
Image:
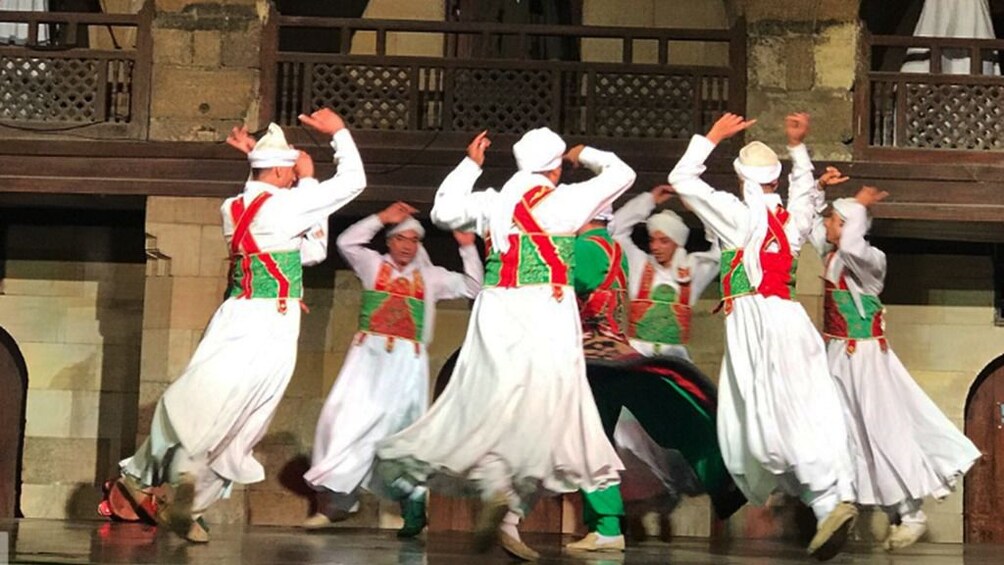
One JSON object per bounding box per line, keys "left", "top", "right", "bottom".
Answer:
{"left": 810, "top": 492, "right": 839, "bottom": 524}
{"left": 595, "top": 533, "right": 622, "bottom": 542}
{"left": 500, "top": 511, "right": 521, "bottom": 541}
{"left": 409, "top": 486, "right": 428, "bottom": 502}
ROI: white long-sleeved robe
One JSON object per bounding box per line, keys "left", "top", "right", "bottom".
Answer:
{"left": 123, "top": 130, "right": 366, "bottom": 500}
{"left": 669, "top": 135, "right": 854, "bottom": 507}
{"left": 821, "top": 201, "right": 980, "bottom": 507}
{"left": 304, "top": 214, "right": 483, "bottom": 500}
{"left": 611, "top": 191, "right": 721, "bottom": 359}
{"left": 376, "top": 148, "right": 635, "bottom": 505}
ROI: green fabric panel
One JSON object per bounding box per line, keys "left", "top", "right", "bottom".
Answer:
{"left": 484, "top": 234, "right": 576, "bottom": 287}
{"left": 581, "top": 485, "right": 624, "bottom": 535}
{"left": 574, "top": 229, "right": 612, "bottom": 296}
{"left": 227, "top": 250, "right": 303, "bottom": 299}
{"left": 829, "top": 289, "right": 884, "bottom": 338}
{"left": 632, "top": 296, "right": 684, "bottom": 344}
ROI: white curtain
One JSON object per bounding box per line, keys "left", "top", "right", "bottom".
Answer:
{"left": 0, "top": 0, "right": 50, "bottom": 45}
{"left": 901, "top": 0, "right": 1000, "bottom": 75}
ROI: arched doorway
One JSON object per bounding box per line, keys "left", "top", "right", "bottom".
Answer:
{"left": 964, "top": 354, "right": 1004, "bottom": 543}
{"left": 0, "top": 326, "right": 28, "bottom": 518}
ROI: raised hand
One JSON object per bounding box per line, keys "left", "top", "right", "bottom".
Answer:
{"left": 379, "top": 201, "right": 419, "bottom": 225}
{"left": 784, "top": 112, "right": 811, "bottom": 146}
{"left": 706, "top": 113, "right": 757, "bottom": 145}
{"left": 563, "top": 144, "right": 586, "bottom": 168}
{"left": 298, "top": 108, "right": 346, "bottom": 135}
{"left": 226, "top": 125, "right": 256, "bottom": 154}
{"left": 817, "top": 166, "right": 850, "bottom": 191}
{"left": 466, "top": 130, "right": 491, "bottom": 167}
{"left": 453, "top": 230, "right": 476, "bottom": 247}
{"left": 855, "top": 185, "right": 889, "bottom": 208}
{"left": 293, "top": 150, "right": 314, "bottom": 180}
{"left": 651, "top": 184, "right": 675, "bottom": 205}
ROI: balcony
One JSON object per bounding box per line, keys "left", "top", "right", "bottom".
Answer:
{"left": 260, "top": 10, "right": 746, "bottom": 149}
{"left": 0, "top": 6, "right": 151, "bottom": 140}
{"left": 855, "top": 33, "right": 1004, "bottom": 162}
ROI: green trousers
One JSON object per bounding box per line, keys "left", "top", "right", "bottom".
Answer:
{"left": 581, "top": 485, "right": 625, "bottom": 536}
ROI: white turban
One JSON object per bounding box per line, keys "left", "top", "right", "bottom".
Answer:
{"left": 646, "top": 210, "right": 689, "bottom": 247}
{"left": 387, "top": 217, "right": 425, "bottom": 239}
{"left": 734, "top": 141, "right": 782, "bottom": 289}
{"left": 488, "top": 128, "right": 567, "bottom": 253}
{"left": 248, "top": 123, "right": 300, "bottom": 168}
{"left": 512, "top": 127, "right": 566, "bottom": 173}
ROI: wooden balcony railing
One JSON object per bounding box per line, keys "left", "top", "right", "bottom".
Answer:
{"left": 261, "top": 9, "right": 746, "bottom": 142}
{"left": 0, "top": 5, "right": 152, "bottom": 139}
{"left": 855, "top": 33, "right": 1004, "bottom": 159}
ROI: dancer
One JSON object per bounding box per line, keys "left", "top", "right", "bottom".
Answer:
{"left": 564, "top": 208, "right": 744, "bottom": 553}
{"left": 375, "top": 128, "right": 634, "bottom": 561}
{"left": 302, "top": 201, "right": 483, "bottom": 537}
{"left": 611, "top": 186, "right": 721, "bottom": 359}
{"left": 107, "top": 109, "right": 365, "bottom": 543}
{"left": 668, "top": 112, "right": 857, "bottom": 560}
{"left": 817, "top": 186, "right": 981, "bottom": 551}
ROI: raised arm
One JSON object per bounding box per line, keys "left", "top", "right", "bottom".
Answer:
{"left": 281, "top": 110, "right": 367, "bottom": 236}
{"left": 686, "top": 236, "right": 722, "bottom": 305}
{"left": 430, "top": 132, "right": 498, "bottom": 234}
{"left": 807, "top": 166, "right": 848, "bottom": 257}
{"left": 838, "top": 187, "right": 888, "bottom": 293}
{"left": 335, "top": 214, "right": 386, "bottom": 282}
{"left": 550, "top": 145, "right": 637, "bottom": 229}
{"left": 611, "top": 188, "right": 669, "bottom": 276}
{"left": 433, "top": 231, "right": 484, "bottom": 300}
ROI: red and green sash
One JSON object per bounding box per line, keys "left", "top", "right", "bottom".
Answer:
{"left": 357, "top": 262, "right": 426, "bottom": 352}
{"left": 717, "top": 207, "right": 796, "bottom": 315}
{"left": 628, "top": 262, "right": 692, "bottom": 345}
{"left": 484, "top": 185, "right": 575, "bottom": 301}
{"left": 579, "top": 234, "right": 629, "bottom": 337}
{"left": 226, "top": 192, "right": 303, "bottom": 313}
{"left": 823, "top": 254, "right": 887, "bottom": 354}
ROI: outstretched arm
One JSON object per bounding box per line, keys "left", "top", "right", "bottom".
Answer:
{"left": 611, "top": 187, "right": 673, "bottom": 276}
{"left": 550, "top": 145, "right": 637, "bottom": 229}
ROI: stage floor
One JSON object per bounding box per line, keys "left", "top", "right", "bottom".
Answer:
{"left": 1, "top": 519, "right": 1000, "bottom": 564}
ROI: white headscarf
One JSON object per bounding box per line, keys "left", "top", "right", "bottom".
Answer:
{"left": 387, "top": 217, "right": 426, "bottom": 239}
{"left": 248, "top": 123, "right": 300, "bottom": 168}
{"left": 734, "top": 141, "right": 782, "bottom": 288}
{"left": 488, "top": 127, "right": 566, "bottom": 254}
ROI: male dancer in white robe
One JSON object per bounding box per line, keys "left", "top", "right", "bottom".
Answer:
{"left": 816, "top": 186, "right": 981, "bottom": 551}
{"left": 302, "top": 201, "right": 483, "bottom": 537}
{"left": 375, "top": 128, "right": 634, "bottom": 561}
{"left": 114, "top": 109, "right": 366, "bottom": 543}
{"left": 668, "top": 112, "right": 857, "bottom": 560}
{"left": 611, "top": 186, "right": 721, "bottom": 359}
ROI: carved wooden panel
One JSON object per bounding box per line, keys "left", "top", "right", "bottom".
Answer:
{"left": 905, "top": 82, "right": 1004, "bottom": 150}
{"left": 311, "top": 63, "right": 411, "bottom": 130}
{"left": 0, "top": 56, "right": 99, "bottom": 122}
{"left": 450, "top": 67, "right": 555, "bottom": 133}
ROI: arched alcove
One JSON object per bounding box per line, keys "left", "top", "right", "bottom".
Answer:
{"left": 964, "top": 353, "right": 1004, "bottom": 542}
{"left": 0, "top": 326, "right": 28, "bottom": 518}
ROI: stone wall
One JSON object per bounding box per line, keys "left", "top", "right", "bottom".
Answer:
{"left": 148, "top": 0, "right": 268, "bottom": 141}
{"left": 0, "top": 212, "right": 145, "bottom": 519}
{"left": 742, "top": 0, "right": 859, "bottom": 160}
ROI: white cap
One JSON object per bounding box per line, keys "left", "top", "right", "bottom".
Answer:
{"left": 248, "top": 123, "right": 300, "bottom": 168}
{"left": 512, "top": 127, "right": 566, "bottom": 173}
{"left": 734, "top": 141, "right": 782, "bottom": 184}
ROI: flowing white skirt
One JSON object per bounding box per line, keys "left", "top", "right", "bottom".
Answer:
{"left": 716, "top": 295, "right": 855, "bottom": 505}
{"left": 375, "top": 286, "right": 623, "bottom": 500}
{"left": 827, "top": 339, "right": 980, "bottom": 506}
{"left": 122, "top": 298, "right": 300, "bottom": 485}
{"left": 304, "top": 335, "right": 429, "bottom": 494}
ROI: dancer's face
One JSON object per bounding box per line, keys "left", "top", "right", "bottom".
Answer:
{"left": 648, "top": 230, "right": 679, "bottom": 267}
{"left": 388, "top": 230, "right": 421, "bottom": 267}
{"left": 824, "top": 212, "right": 844, "bottom": 245}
